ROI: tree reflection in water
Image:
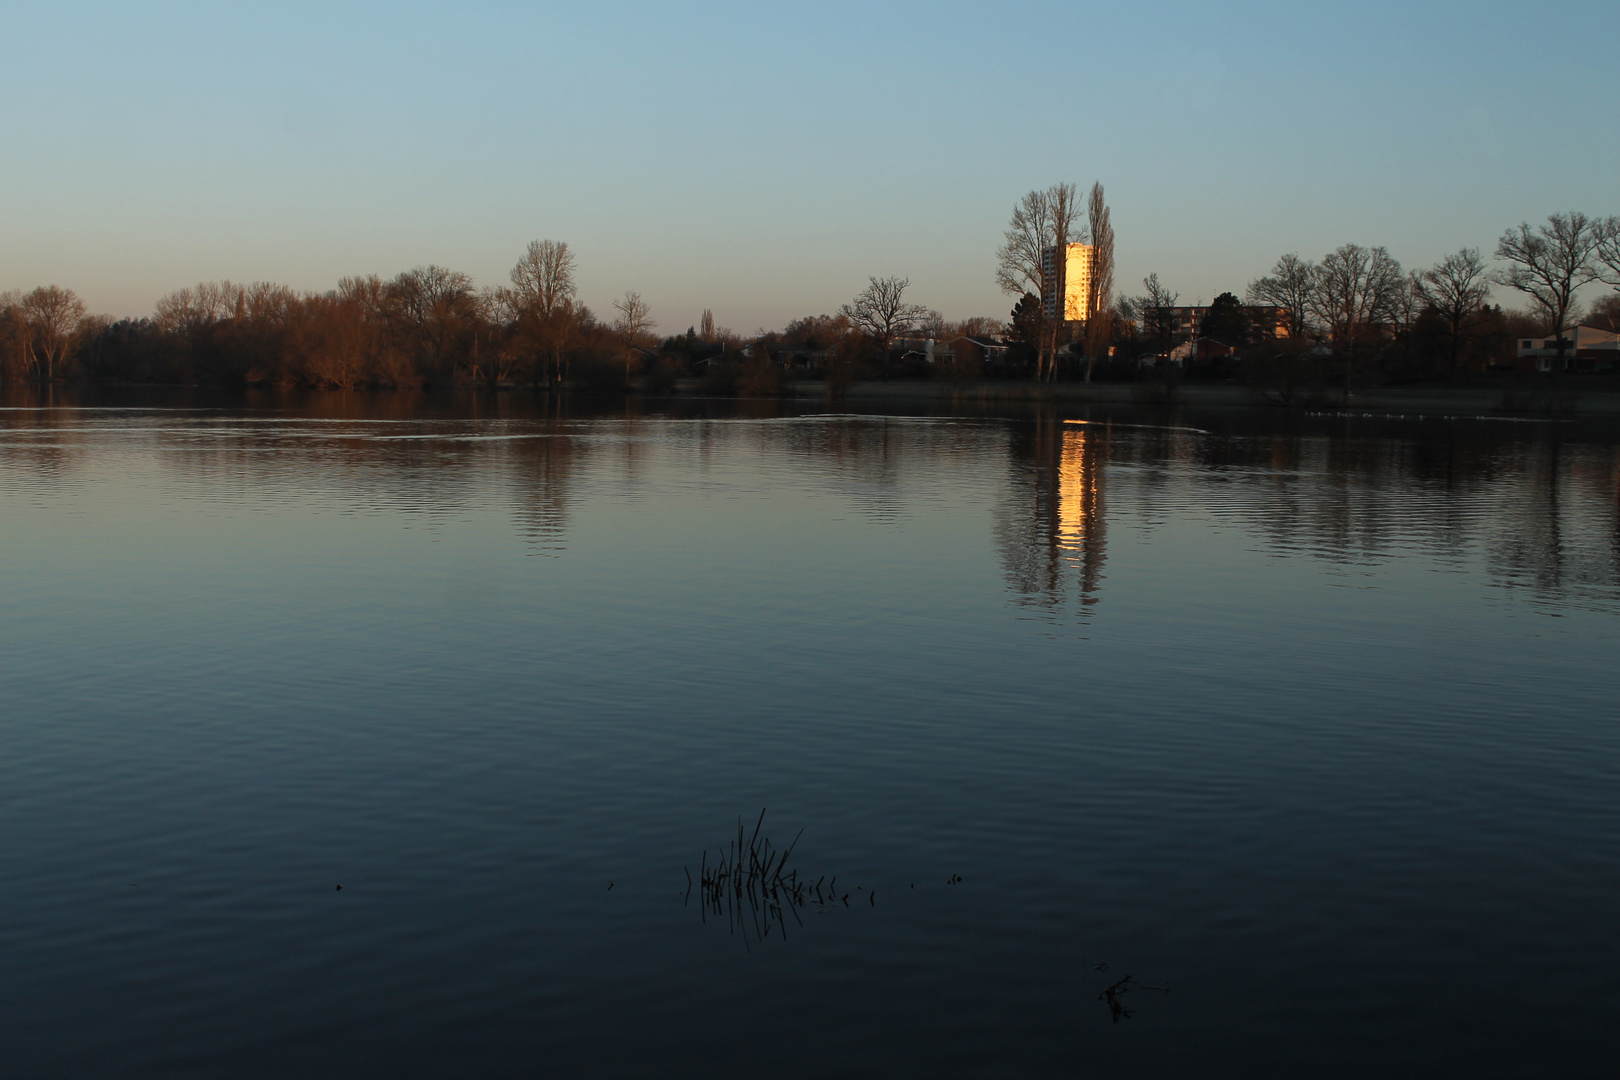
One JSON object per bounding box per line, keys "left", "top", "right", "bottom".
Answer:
{"left": 2, "top": 388, "right": 1618, "bottom": 615}
{"left": 987, "top": 405, "right": 1620, "bottom": 618}
{"left": 510, "top": 418, "right": 586, "bottom": 557}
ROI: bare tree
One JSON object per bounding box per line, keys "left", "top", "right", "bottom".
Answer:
{"left": 1084, "top": 182, "right": 1114, "bottom": 382}
{"left": 464, "top": 287, "right": 512, "bottom": 389}
{"left": 1417, "top": 248, "right": 1491, "bottom": 372}
{"left": 336, "top": 274, "right": 388, "bottom": 314}
{"left": 945, "top": 315, "right": 1006, "bottom": 339}
{"left": 1042, "top": 183, "right": 1083, "bottom": 380}
{"left": 1494, "top": 211, "right": 1604, "bottom": 369}
{"left": 293, "top": 289, "right": 380, "bottom": 389}
{"left": 508, "top": 242, "right": 579, "bottom": 386}
{"left": 1584, "top": 292, "right": 1620, "bottom": 332}
{"left": 387, "top": 266, "right": 479, "bottom": 380}
{"left": 154, "top": 281, "right": 237, "bottom": 337}
{"left": 21, "top": 286, "right": 87, "bottom": 381}
{"left": 840, "top": 275, "right": 930, "bottom": 366}
{"left": 242, "top": 281, "right": 297, "bottom": 325}
{"left": 612, "top": 291, "right": 653, "bottom": 378}
{"left": 0, "top": 292, "right": 35, "bottom": 380}
{"left": 995, "top": 189, "right": 1056, "bottom": 299}
{"left": 510, "top": 240, "right": 577, "bottom": 318}
{"left": 995, "top": 182, "right": 1084, "bottom": 380}
{"left": 1592, "top": 215, "right": 1620, "bottom": 290}
{"left": 1390, "top": 270, "right": 1426, "bottom": 342}
{"left": 995, "top": 191, "right": 1052, "bottom": 377}
{"left": 74, "top": 314, "right": 111, "bottom": 379}
{"left": 1309, "top": 244, "right": 1405, "bottom": 390}
{"left": 1246, "top": 254, "right": 1319, "bottom": 340}
{"left": 919, "top": 309, "right": 946, "bottom": 340}
{"left": 325, "top": 274, "right": 409, "bottom": 384}
{"left": 699, "top": 309, "right": 715, "bottom": 342}
{"left": 1134, "top": 273, "right": 1179, "bottom": 349}
{"left": 227, "top": 281, "right": 301, "bottom": 382}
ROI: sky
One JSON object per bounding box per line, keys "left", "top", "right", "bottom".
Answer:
{"left": 2, "top": 1, "right": 1616, "bottom": 333}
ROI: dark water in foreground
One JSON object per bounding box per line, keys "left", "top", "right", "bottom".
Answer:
{"left": 2, "top": 388, "right": 1617, "bottom": 1077}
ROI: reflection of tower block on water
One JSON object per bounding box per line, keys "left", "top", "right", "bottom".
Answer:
{"left": 1057, "top": 424, "right": 1105, "bottom": 608}
{"left": 1041, "top": 243, "right": 1095, "bottom": 324}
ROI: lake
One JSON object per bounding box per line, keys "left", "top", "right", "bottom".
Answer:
{"left": 2, "top": 387, "right": 1616, "bottom": 1077}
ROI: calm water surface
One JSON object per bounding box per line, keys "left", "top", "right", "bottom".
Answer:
{"left": 2, "top": 388, "right": 1617, "bottom": 1077}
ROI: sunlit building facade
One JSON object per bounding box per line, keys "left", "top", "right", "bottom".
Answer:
{"left": 1041, "top": 243, "right": 1095, "bottom": 323}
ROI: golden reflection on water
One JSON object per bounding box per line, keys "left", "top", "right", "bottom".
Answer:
{"left": 995, "top": 414, "right": 1109, "bottom": 618}
{"left": 1056, "top": 425, "right": 1105, "bottom": 594}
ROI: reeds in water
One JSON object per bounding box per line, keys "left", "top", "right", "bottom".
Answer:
{"left": 686, "top": 809, "right": 859, "bottom": 946}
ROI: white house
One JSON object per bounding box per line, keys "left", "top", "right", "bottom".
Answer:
{"left": 1516, "top": 325, "right": 1620, "bottom": 372}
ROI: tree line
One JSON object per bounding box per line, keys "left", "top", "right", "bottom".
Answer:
{"left": 991, "top": 189, "right": 1620, "bottom": 386}
{"left": 0, "top": 241, "right": 673, "bottom": 390}
{"left": 0, "top": 244, "right": 1000, "bottom": 394}
{"left": 6, "top": 208, "right": 1620, "bottom": 391}
{"left": 1171, "top": 212, "right": 1620, "bottom": 387}
{"left": 1239, "top": 211, "right": 1620, "bottom": 382}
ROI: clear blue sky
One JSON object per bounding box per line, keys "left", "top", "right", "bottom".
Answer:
{"left": 3, "top": 1, "right": 1615, "bottom": 332}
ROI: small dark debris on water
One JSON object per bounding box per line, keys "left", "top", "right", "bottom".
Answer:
{"left": 607, "top": 881, "right": 614, "bottom": 891}
{"left": 947, "top": 874, "right": 962, "bottom": 885}
{"left": 335, "top": 885, "right": 343, "bottom": 891}
{"left": 1097, "top": 974, "right": 1170, "bottom": 1023}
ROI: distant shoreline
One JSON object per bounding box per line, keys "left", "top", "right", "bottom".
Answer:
{"left": 9, "top": 377, "right": 1620, "bottom": 418}
{"left": 780, "top": 379, "right": 1620, "bottom": 417}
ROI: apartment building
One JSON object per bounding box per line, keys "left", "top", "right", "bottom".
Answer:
{"left": 1041, "top": 243, "right": 1095, "bottom": 323}
{"left": 1152, "top": 305, "right": 1290, "bottom": 343}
